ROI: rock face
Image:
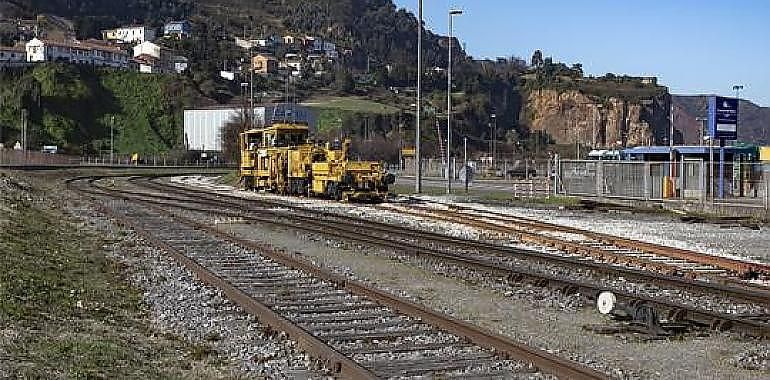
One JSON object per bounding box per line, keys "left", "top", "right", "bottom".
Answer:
{"left": 525, "top": 89, "right": 671, "bottom": 148}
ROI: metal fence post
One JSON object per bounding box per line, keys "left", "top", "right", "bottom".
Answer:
{"left": 554, "top": 155, "right": 561, "bottom": 196}
{"left": 643, "top": 162, "right": 651, "bottom": 201}
{"left": 700, "top": 159, "right": 706, "bottom": 205}
{"left": 595, "top": 160, "right": 603, "bottom": 198}
{"left": 762, "top": 164, "right": 770, "bottom": 216}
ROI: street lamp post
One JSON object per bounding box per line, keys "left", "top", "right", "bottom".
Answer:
{"left": 491, "top": 112, "right": 496, "bottom": 172}
{"left": 733, "top": 85, "right": 743, "bottom": 131}
{"left": 240, "top": 82, "right": 249, "bottom": 129}
{"left": 250, "top": 48, "right": 255, "bottom": 128}
{"left": 110, "top": 115, "right": 114, "bottom": 164}
{"left": 447, "top": 8, "right": 462, "bottom": 195}
{"left": 415, "top": 0, "right": 423, "bottom": 193}
{"left": 464, "top": 136, "right": 468, "bottom": 193}
{"left": 695, "top": 117, "right": 707, "bottom": 144}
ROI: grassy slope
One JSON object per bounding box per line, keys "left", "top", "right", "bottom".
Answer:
{"left": 0, "top": 65, "right": 186, "bottom": 155}
{"left": 302, "top": 96, "right": 402, "bottom": 135}
{"left": 303, "top": 96, "right": 401, "bottom": 115}
{"left": 0, "top": 176, "right": 222, "bottom": 378}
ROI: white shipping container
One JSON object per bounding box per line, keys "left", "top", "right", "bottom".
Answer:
{"left": 183, "top": 105, "right": 315, "bottom": 152}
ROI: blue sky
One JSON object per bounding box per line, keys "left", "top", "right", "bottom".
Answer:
{"left": 393, "top": 0, "right": 770, "bottom": 106}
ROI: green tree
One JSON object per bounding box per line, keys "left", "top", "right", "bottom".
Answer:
{"left": 333, "top": 69, "right": 354, "bottom": 93}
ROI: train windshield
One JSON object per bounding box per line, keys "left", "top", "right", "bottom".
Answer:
{"left": 246, "top": 132, "right": 262, "bottom": 149}
{"left": 271, "top": 131, "right": 308, "bottom": 147}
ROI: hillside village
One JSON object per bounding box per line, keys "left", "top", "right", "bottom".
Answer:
{"left": 0, "top": 7, "right": 766, "bottom": 157}
{"left": 0, "top": 15, "right": 349, "bottom": 80}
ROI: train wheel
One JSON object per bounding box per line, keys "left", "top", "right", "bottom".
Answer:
{"left": 242, "top": 176, "right": 255, "bottom": 190}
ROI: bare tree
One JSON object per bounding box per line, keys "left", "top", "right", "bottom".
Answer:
{"left": 220, "top": 113, "right": 248, "bottom": 164}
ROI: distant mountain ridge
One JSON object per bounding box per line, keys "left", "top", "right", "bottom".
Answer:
{"left": 673, "top": 95, "right": 769, "bottom": 145}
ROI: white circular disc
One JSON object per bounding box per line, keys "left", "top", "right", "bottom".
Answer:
{"left": 597, "top": 291, "right": 617, "bottom": 315}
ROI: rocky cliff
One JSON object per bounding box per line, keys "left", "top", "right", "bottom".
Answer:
{"left": 524, "top": 89, "right": 671, "bottom": 148}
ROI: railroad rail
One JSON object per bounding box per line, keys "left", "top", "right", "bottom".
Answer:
{"left": 142, "top": 177, "right": 770, "bottom": 304}
{"left": 401, "top": 200, "right": 770, "bottom": 280}
{"left": 70, "top": 176, "right": 606, "bottom": 380}
{"left": 87, "top": 175, "right": 770, "bottom": 338}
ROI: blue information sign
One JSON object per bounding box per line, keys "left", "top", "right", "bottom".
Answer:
{"left": 708, "top": 96, "right": 738, "bottom": 140}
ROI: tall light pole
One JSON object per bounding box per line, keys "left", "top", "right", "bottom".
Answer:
{"left": 733, "top": 84, "right": 743, "bottom": 135}
{"left": 110, "top": 115, "right": 114, "bottom": 164}
{"left": 695, "top": 117, "right": 707, "bottom": 144}
{"left": 669, "top": 102, "right": 675, "bottom": 148}
{"left": 240, "top": 82, "right": 249, "bottom": 129}
{"left": 415, "top": 0, "right": 423, "bottom": 193}
{"left": 447, "top": 8, "right": 462, "bottom": 195}
{"left": 250, "top": 48, "right": 255, "bottom": 128}
{"left": 463, "top": 136, "right": 468, "bottom": 193}
{"left": 490, "top": 112, "right": 496, "bottom": 172}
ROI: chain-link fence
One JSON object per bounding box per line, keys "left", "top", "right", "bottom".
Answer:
{"left": 399, "top": 158, "right": 551, "bottom": 180}
{"left": 0, "top": 149, "right": 235, "bottom": 168}
{"left": 79, "top": 153, "right": 233, "bottom": 167}
{"left": 0, "top": 149, "right": 80, "bottom": 166}
{"left": 558, "top": 160, "right": 770, "bottom": 209}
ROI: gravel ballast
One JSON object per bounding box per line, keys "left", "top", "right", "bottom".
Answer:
{"left": 66, "top": 200, "right": 326, "bottom": 379}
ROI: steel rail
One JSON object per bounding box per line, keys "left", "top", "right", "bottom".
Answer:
{"left": 422, "top": 200, "right": 770, "bottom": 276}
{"left": 78, "top": 176, "right": 770, "bottom": 338}
{"left": 69, "top": 176, "right": 608, "bottom": 380}
{"left": 138, "top": 177, "right": 770, "bottom": 308}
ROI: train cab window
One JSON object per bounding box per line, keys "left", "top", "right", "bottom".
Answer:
{"left": 312, "top": 152, "right": 327, "bottom": 162}
{"left": 273, "top": 131, "right": 307, "bottom": 147}
{"left": 247, "top": 133, "right": 262, "bottom": 149}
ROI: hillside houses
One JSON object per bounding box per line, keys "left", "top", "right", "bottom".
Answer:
{"left": 0, "top": 45, "right": 26, "bottom": 64}
{"left": 252, "top": 54, "right": 278, "bottom": 74}
{"left": 164, "top": 20, "right": 191, "bottom": 39}
{"left": 236, "top": 33, "right": 342, "bottom": 77}
{"left": 132, "top": 41, "right": 187, "bottom": 74}
{"left": 101, "top": 26, "right": 156, "bottom": 44}
{"left": 25, "top": 38, "right": 129, "bottom": 68}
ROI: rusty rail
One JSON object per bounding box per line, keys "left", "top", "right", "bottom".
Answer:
{"left": 142, "top": 177, "right": 770, "bottom": 307}
{"left": 70, "top": 176, "right": 609, "bottom": 380}
{"left": 94, "top": 176, "right": 770, "bottom": 338}
{"left": 438, "top": 202, "right": 770, "bottom": 277}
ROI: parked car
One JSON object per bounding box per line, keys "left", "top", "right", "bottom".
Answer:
{"left": 506, "top": 167, "right": 537, "bottom": 179}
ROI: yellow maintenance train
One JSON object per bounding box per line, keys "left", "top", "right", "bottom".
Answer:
{"left": 239, "top": 116, "right": 394, "bottom": 202}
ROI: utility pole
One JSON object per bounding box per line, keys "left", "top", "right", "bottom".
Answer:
{"left": 733, "top": 85, "right": 743, "bottom": 133}
{"left": 695, "top": 117, "right": 707, "bottom": 144}
{"left": 446, "top": 9, "right": 463, "bottom": 194}
{"left": 21, "top": 109, "right": 26, "bottom": 151}
{"left": 491, "top": 112, "right": 497, "bottom": 170}
{"left": 21, "top": 109, "right": 27, "bottom": 158}
{"left": 414, "top": 0, "right": 422, "bottom": 194}
{"left": 464, "top": 136, "right": 468, "bottom": 193}
{"left": 669, "top": 101, "right": 676, "bottom": 190}
{"left": 670, "top": 103, "right": 675, "bottom": 148}
{"left": 488, "top": 122, "right": 493, "bottom": 171}
{"left": 250, "top": 48, "right": 255, "bottom": 128}
{"left": 415, "top": 0, "right": 423, "bottom": 193}
{"left": 447, "top": 9, "right": 462, "bottom": 195}
{"left": 110, "top": 115, "right": 114, "bottom": 164}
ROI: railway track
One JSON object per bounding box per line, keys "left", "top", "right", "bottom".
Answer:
{"left": 92, "top": 175, "right": 770, "bottom": 338}
{"left": 381, "top": 201, "right": 770, "bottom": 283}
{"left": 70, "top": 176, "right": 606, "bottom": 379}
